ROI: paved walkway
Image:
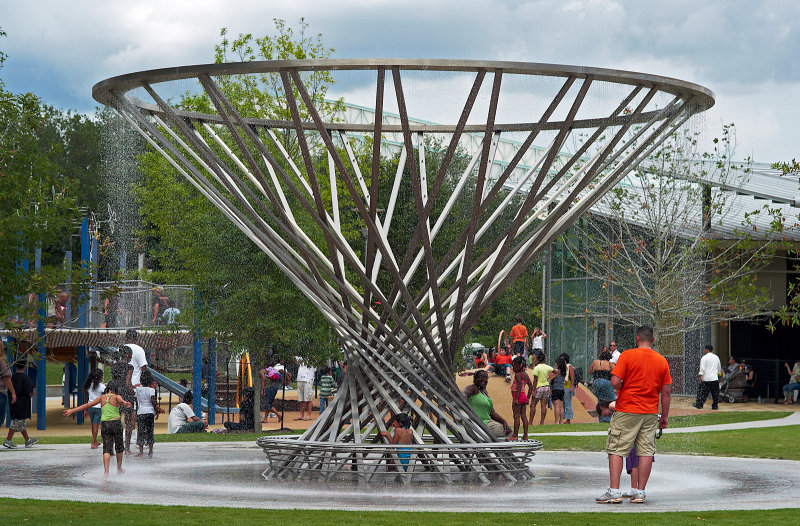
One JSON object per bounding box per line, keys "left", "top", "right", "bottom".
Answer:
{"left": 1, "top": 443, "right": 798, "bottom": 512}
{"left": 529, "top": 410, "right": 800, "bottom": 436}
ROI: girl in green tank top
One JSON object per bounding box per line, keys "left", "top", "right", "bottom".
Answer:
{"left": 64, "top": 389, "right": 129, "bottom": 420}
{"left": 100, "top": 395, "right": 122, "bottom": 421}
{"left": 64, "top": 386, "right": 132, "bottom": 476}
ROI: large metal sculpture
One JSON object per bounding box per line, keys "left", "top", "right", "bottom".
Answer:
{"left": 93, "top": 59, "right": 713, "bottom": 482}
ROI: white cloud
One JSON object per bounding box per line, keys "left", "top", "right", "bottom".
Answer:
{"left": 0, "top": 0, "right": 797, "bottom": 161}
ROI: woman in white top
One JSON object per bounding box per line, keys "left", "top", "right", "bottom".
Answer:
{"left": 82, "top": 369, "right": 106, "bottom": 449}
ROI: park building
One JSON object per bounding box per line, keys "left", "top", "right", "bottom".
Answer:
{"left": 334, "top": 101, "right": 800, "bottom": 398}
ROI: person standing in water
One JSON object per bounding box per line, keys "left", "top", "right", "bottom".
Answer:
{"left": 64, "top": 384, "right": 132, "bottom": 476}
{"left": 82, "top": 368, "right": 105, "bottom": 449}
{"left": 596, "top": 326, "right": 671, "bottom": 505}
{"left": 380, "top": 413, "right": 413, "bottom": 471}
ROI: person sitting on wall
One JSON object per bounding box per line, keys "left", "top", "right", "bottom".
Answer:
{"left": 462, "top": 370, "right": 512, "bottom": 440}
{"left": 161, "top": 300, "right": 180, "bottom": 326}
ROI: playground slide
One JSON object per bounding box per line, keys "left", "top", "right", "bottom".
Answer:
{"left": 148, "top": 367, "right": 238, "bottom": 414}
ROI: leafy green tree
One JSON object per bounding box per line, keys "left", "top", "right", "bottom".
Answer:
{"left": 0, "top": 29, "right": 92, "bottom": 333}
{"left": 134, "top": 21, "right": 344, "bottom": 427}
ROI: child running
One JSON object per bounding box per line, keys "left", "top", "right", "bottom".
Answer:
{"left": 82, "top": 368, "right": 105, "bottom": 449}
{"left": 64, "top": 385, "right": 132, "bottom": 476}
{"left": 134, "top": 370, "right": 162, "bottom": 457}
{"left": 380, "top": 413, "right": 413, "bottom": 471}
{"left": 510, "top": 356, "right": 533, "bottom": 440}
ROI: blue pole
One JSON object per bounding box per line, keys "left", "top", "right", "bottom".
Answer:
{"left": 63, "top": 251, "right": 72, "bottom": 410}
{"left": 192, "top": 336, "right": 202, "bottom": 418}
{"left": 76, "top": 218, "right": 89, "bottom": 425}
{"left": 192, "top": 291, "right": 203, "bottom": 417}
{"left": 81, "top": 234, "right": 98, "bottom": 378}
{"left": 208, "top": 339, "right": 216, "bottom": 424}
{"left": 35, "top": 248, "right": 46, "bottom": 430}
{"left": 3, "top": 345, "right": 12, "bottom": 427}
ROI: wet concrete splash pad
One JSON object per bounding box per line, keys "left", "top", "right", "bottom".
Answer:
{"left": 2, "top": 443, "right": 797, "bottom": 512}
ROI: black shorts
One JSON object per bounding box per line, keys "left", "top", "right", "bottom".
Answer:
{"left": 101, "top": 420, "right": 124, "bottom": 455}
{"left": 136, "top": 413, "right": 155, "bottom": 446}
{"left": 551, "top": 389, "right": 565, "bottom": 401}
{"left": 493, "top": 364, "right": 509, "bottom": 375}
{"left": 513, "top": 341, "right": 525, "bottom": 356}
{"left": 262, "top": 384, "right": 279, "bottom": 410}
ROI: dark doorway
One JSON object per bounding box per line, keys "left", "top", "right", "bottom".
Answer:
{"left": 730, "top": 319, "right": 800, "bottom": 401}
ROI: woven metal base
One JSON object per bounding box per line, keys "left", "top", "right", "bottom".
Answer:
{"left": 259, "top": 436, "right": 543, "bottom": 484}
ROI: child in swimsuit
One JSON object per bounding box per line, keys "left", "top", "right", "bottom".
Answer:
{"left": 381, "top": 413, "right": 413, "bottom": 471}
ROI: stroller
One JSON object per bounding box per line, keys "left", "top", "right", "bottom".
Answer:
{"left": 720, "top": 365, "right": 752, "bottom": 403}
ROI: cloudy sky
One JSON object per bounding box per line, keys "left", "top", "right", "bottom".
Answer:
{"left": 1, "top": 0, "right": 797, "bottom": 162}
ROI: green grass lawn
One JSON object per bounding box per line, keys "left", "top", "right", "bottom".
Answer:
{"left": 539, "top": 424, "right": 800, "bottom": 460}
{"left": 530, "top": 411, "right": 792, "bottom": 433}
{"left": 2, "top": 499, "right": 797, "bottom": 525}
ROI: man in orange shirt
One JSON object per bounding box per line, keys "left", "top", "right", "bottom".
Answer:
{"left": 596, "top": 326, "right": 671, "bottom": 505}
{"left": 508, "top": 315, "right": 529, "bottom": 360}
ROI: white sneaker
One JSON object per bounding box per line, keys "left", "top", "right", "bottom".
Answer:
{"left": 596, "top": 488, "right": 623, "bottom": 504}
{"left": 25, "top": 437, "right": 40, "bottom": 448}
{"left": 3, "top": 440, "right": 16, "bottom": 449}
{"left": 622, "top": 488, "right": 636, "bottom": 497}
{"left": 631, "top": 489, "right": 646, "bottom": 503}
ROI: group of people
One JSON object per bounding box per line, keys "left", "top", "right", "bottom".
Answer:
{"left": 61, "top": 329, "right": 209, "bottom": 476}
{"left": 462, "top": 315, "right": 581, "bottom": 442}
{"left": 464, "top": 324, "right": 672, "bottom": 504}
{"left": 257, "top": 357, "right": 337, "bottom": 424}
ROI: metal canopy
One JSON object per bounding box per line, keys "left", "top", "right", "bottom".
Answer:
{"left": 94, "top": 59, "right": 712, "bottom": 482}
{"left": 584, "top": 161, "right": 800, "bottom": 240}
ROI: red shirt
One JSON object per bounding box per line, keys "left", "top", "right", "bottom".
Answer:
{"left": 495, "top": 354, "right": 513, "bottom": 365}
{"left": 509, "top": 324, "right": 528, "bottom": 343}
{"left": 611, "top": 347, "right": 672, "bottom": 414}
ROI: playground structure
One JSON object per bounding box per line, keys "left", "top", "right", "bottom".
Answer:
{"left": 93, "top": 59, "right": 713, "bottom": 482}
{"left": 0, "top": 216, "right": 244, "bottom": 429}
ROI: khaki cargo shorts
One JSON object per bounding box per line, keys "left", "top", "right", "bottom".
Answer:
{"left": 605, "top": 411, "right": 659, "bottom": 457}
